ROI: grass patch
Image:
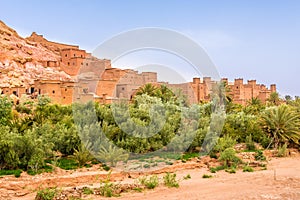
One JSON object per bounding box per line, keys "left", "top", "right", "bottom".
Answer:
{"left": 210, "top": 165, "right": 225, "bottom": 173}
{"left": 91, "top": 159, "right": 100, "bottom": 165}
{"left": 163, "top": 173, "right": 179, "bottom": 188}
{"left": 255, "top": 150, "right": 266, "bottom": 161}
{"left": 225, "top": 168, "right": 236, "bottom": 174}
{"left": 183, "top": 174, "right": 191, "bottom": 180}
{"left": 0, "top": 169, "right": 22, "bottom": 178}
{"left": 242, "top": 149, "right": 257, "bottom": 153}
{"left": 99, "top": 182, "right": 117, "bottom": 197}
{"left": 35, "top": 187, "right": 59, "bottom": 200}
{"left": 243, "top": 165, "right": 254, "bottom": 172}
{"left": 143, "top": 164, "right": 150, "bottom": 168}
{"left": 202, "top": 174, "right": 213, "bottom": 179}
{"left": 277, "top": 143, "right": 288, "bottom": 157}
{"left": 102, "top": 164, "right": 111, "bottom": 171}
{"left": 57, "top": 158, "right": 78, "bottom": 170}
{"left": 165, "top": 161, "right": 173, "bottom": 165}
{"left": 181, "top": 152, "right": 199, "bottom": 161}
{"left": 139, "top": 175, "right": 159, "bottom": 189}
{"left": 133, "top": 187, "right": 143, "bottom": 192}
{"left": 209, "top": 152, "right": 218, "bottom": 159}
{"left": 27, "top": 165, "right": 53, "bottom": 176}
{"left": 82, "top": 187, "right": 94, "bottom": 195}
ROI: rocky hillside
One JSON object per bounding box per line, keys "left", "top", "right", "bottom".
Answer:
{"left": 0, "top": 20, "right": 72, "bottom": 88}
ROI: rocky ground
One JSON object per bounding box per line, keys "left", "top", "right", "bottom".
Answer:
{"left": 0, "top": 151, "right": 299, "bottom": 200}
{"left": 0, "top": 20, "right": 72, "bottom": 89}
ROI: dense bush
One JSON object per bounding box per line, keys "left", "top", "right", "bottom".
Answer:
{"left": 1, "top": 89, "right": 300, "bottom": 173}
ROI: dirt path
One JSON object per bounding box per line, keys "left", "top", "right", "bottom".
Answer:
{"left": 103, "top": 156, "right": 300, "bottom": 200}
{"left": 1, "top": 156, "right": 300, "bottom": 200}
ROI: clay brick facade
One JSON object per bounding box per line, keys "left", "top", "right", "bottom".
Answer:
{"left": 169, "top": 77, "right": 276, "bottom": 105}
{"left": 1, "top": 33, "right": 277, "bottom": 106}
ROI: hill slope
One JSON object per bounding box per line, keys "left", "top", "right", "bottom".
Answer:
{"left": 0, "top": 21, "right": 72, "bottom": 88}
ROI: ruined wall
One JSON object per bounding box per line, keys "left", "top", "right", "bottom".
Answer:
{"left": 26, "top": 32, "right": 79, "bottom": 54}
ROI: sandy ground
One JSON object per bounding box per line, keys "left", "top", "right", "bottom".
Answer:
{"left": 1, "top": 155, "right": 300, "bottom": 200}
{"left": 104, "top": 156, "right": 300, "bottom": 200}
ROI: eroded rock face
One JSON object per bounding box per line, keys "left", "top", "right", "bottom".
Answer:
{"left": 0, "top": 20, "right": 72, "bottom": 88}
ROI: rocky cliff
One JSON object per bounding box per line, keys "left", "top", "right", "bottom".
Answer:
{"left": 0, "top": 20, "right": 72, "bottom": 88}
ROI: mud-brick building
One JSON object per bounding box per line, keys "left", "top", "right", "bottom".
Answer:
{"left": 168, "top": 77, "right": 276, "bottom": 105}
{"left": 225, "top": 78, "right": 276, "bottom": 105}
{"left": 33, "top": 80, "right": 76, "bottom": 104}
{"left": 0, "top": 86, "right": 27, "bottom": 97}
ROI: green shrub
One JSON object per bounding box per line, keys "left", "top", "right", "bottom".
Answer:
{"left": 35, "top": 187, "right": 58, "bottom": 200}
{"left": 163, "top": 173, "right": 179, "bottom": 188}
{"left": 82, "top": 187, "right": 94, "bottom": 195}
{"left": 102, "top": 164, "right": 110, "bottom": 171}
{"left": 255, "top": 150, "right": 266, "bottom": 161}
{"left": 139, "top": 175, "right": 159, "bottom": 189}
{"left": 165, "top": 161, "right": 173, "bottom": 165}
{"left": 225, "top": 168, "right": 236, "bottom": 174}
{"left": 214, "top": 135, "right": 236, "bottom": 153}
{"left": 133, "top": 187, "right": 143, "bottom": 192}
{"left": 143, "top": 164, "right": 150, "bottom": 168}
{"left": 99, "top": 182, "right": 115, "bottom": 197}
{"left": 27, "top": 165, "right": 53, "bottom": 176}
{"left": 183, "top": 174, "right": 191, "bottom": 180}
{"left": 57, "top": 158, "right": 78, "bottom": 170}
{"left": 277, "top": 143, "right": 288, "bottom": 157}
{"left": 181, "top": 152, "right": 199, "bottom": 161}
{"left": 243, "top": 165, "right": 254, "bottom": 172}
{"left": 202, "top": 174, "right": 213, "bottom": 178}
{"left": 210, "top": 165, "right": 225, "bottom": 173}
{"left": 209, "top": 152, "right": 218, "bottom": 159}
{"left": 71, "top": 144, "right": 93, "bottom": 167}
{"left": 246, "top": 135, "right": 256, "bottom": 151}
{"left": 219, "top": 148, "right": 241, "bottom": 167}
{"left": 0, "top": 169, "right": 22, "bottom": 178}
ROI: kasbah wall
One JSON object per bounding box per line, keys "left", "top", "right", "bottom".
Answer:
{"left": 1, "top": 33, "right": 276, "bottom": 106}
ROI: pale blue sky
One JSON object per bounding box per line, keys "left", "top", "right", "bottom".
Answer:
{"left": 1, "top": 0, "right": 300, "bottom": 96}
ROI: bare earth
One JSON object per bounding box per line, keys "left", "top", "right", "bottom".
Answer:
{"left": 1, "top": 155, "right": 300, "bottom": 200}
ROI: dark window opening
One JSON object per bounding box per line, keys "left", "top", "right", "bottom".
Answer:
{"left": 52, "top": 90, "right": 55, "bottom": 94}
{"left": 30, "top": 87, "right": 35, "bottom": 94}
{"left": 81, "top": 62, "right": 83, "bottom": 65}
{"left": 65, "top": 54, "right": 67, "bottom": 57}
{"left": 73, "top": 62, "right": 75, "bottom": 66}
{"left": 65, "top": 88, "right": 67, "bottom": 91}
{"left": 122, "top": 87, "right": 125, "bottom": 91}
{"left": 68, "top": 62, "right": 70, "bottom": 66}
{"left": 74, "top": 54, "right": 76, "bottom": 57}
{"left": 86, "top": 63, "right": 88, "bottom": 66}
{"left": 81, "top": 55, "right": 83, "bottom": 58}
{"left": 13, "top": 91, "right": 17, "bottom": 96}
{"left": 39, "top": 89, "right": 41, "bottom": 95}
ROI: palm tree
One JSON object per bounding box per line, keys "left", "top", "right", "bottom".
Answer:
{"left": 136, "top": 83, "right": 158, "bottom": 96}
{"left": 245, "top": 97, "right": 264, "bottom": 115}
{"left": 260, "top": 104, "right": 300, "bottom": 148}
{"left": 267, "top": 92, "right": 280, "bottom": 106}
{"left": 159, "top": 84, "right": 175, "bottom": 102}
{"left": 248, "top": 97, "right": 262, "bottom": 106}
